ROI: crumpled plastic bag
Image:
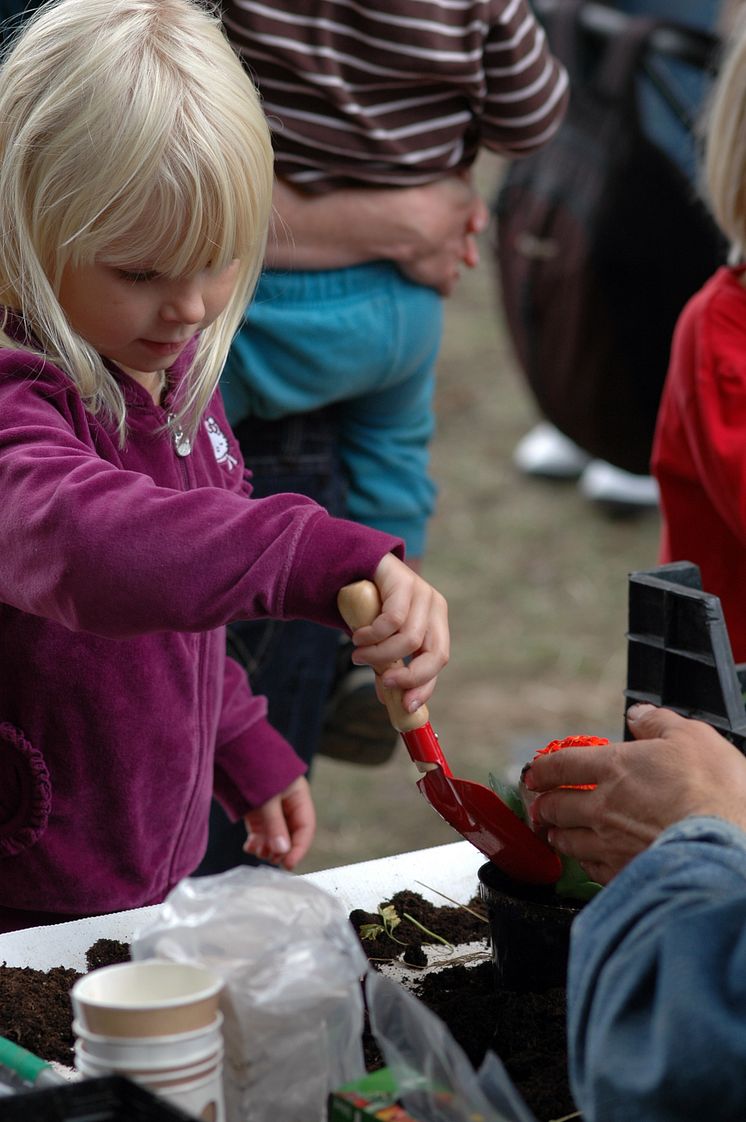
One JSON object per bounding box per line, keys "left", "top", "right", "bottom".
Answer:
{"left": 366, "top": 971, "right": 538, "bottom": 1122}
{"left": 132, "top": 866, "right": 368, "bottom": 1122}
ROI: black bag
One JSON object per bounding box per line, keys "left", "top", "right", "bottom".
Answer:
{"left": 493, "top": 3, "right": 725, "bottom": 475}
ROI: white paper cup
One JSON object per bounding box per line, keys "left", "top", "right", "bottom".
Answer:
{"left": 71, "top": 961, "right": 223, "bottom": 1037}
{"left": 157, "top": 1066, "right": 225, "bottom": 1122}
{"left": 75, "top": 1044, "right": 222, "bottom": 1085}
{"left": 72, "top": 1012, "right": 223, "bottom": 1064}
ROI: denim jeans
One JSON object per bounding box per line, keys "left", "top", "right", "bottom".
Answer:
{"left": 193, "top": 408, "right": 346, "bottom": 875}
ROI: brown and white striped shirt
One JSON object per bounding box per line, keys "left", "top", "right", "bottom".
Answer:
{"left": 222, "top": 0, "right": 569, "bottom": 192}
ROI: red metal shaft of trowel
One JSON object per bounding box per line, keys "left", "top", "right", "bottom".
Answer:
{"left": 401, "top": 722, "right": 453, "bottom": 776}
{"left": 337, "top": 581, "right": 562, "bottom": 884}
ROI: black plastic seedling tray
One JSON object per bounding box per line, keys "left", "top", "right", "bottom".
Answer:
{"left": 0, "top": 1076, "right": 195, "bottom": 1121}
{"left": 625, "top": 561, "right": 746, "bottom": 751}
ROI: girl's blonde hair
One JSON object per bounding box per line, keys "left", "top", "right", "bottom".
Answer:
{"left": 705, "top": 13, "right": 746, "bottom": 261}
{"left": 0, "top": 0, "right": 273, "bottom": 443}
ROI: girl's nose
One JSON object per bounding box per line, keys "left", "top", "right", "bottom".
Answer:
{"left": 160, "top": 278, "right": 205, "bottom": 325}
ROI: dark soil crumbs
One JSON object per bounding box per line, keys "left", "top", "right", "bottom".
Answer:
{"left": 0, "top": 894, "right": 575, "bottom": 1120}
{"left": 350, "top": 890, "right": 576, "bottom": 1122}
{"left": 0, "top": 938, "right": 130, "bottom": 1067}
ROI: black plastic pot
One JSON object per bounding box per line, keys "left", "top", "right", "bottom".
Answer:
{"left": 478, "top": 862, "right": 584, "bottom": 992}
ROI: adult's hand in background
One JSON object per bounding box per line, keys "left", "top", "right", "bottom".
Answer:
{"left": 523, "top": 704, "right": 746, "bottom": 884}
{"left": 267, "top": 173, "right": 488, "bottom": 296}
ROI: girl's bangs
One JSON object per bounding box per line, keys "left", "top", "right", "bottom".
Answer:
{"left": 93, "top": 162, "right": 259, "bottom": 277}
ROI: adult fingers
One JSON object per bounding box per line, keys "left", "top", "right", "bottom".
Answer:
{"left": 524, "top": 744, "right": 611, "bottom": 793}
{"left": 530, "top": 786, "right": 598, "bottom": 831}
{"left": 578, "top": 859, "right": 617, "bottom": 886}
{"left": 546, "top": 822, "right": 635, "bottom": 884}
{"left": 625, "top": 702, "right": 688, "bottom": 740}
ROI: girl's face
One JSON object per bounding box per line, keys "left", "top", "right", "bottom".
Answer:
{"left": 58, "top": 258, "right": 240, "bottom": 379}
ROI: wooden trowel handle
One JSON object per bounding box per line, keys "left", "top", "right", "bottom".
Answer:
{"left": 338, "top": 580, "right": 430, "bottom": 734}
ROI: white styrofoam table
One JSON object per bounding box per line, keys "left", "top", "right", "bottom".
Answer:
{"left": 0, "top": 841, "right": 485, "bottom": 972}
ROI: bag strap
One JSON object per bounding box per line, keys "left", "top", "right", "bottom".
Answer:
{"left": 592, "top": 15, "right": 663, "bottom": 104}
{"left": 541, "top": 0, "right": 586, "bottom": 80}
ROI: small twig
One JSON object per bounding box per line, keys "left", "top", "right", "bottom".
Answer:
{"left": 435, "top": 948, "right": 491, "bottom": 968}
{"left": 402, "top": 912, "right": 454, "bottom": 949}
{"left": 550, "top": 1111, "right": 582, "bottom": 1121}
{"left": 414, "top": 881, "right": 488, "bottom": 922}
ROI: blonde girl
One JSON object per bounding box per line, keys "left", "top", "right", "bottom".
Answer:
{"left": 0, "top": 0, "right": 448, "bottom": 933}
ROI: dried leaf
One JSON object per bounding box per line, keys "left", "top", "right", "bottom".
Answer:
{"left": 358, "top": 923, "right": 385, "bottom": 941}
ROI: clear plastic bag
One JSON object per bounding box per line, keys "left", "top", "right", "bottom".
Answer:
{"left": 132, "top": 867, "right": 368, "bottom": 1122}
{"left": 366, "top": 971, "right": 538, "bottom": 1122}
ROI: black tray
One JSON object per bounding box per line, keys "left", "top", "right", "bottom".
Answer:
{"left": 625, "top": 561, "right": 746, "bottom": 750}
{"left": 0, "top": 1076, "right": 195, "bottom": 1121}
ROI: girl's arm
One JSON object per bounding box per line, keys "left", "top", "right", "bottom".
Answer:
{"left": 0, "top": 366, "right": 449, "bottom": 710}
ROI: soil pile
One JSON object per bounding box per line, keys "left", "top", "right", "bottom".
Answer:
{"left": 350, "top": 890, "right": 577, "bottom": 1122}
{"left": 0, "top": 895, "right": 576, "bottom": 1120}
{"left": 0, "top": 939, "right": 130, "bottom": 1067}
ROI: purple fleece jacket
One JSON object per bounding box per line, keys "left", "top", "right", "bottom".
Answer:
{"left": 0, "top": 329, "right": 402, "bottom": 922}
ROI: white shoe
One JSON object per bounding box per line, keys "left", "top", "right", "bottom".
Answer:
{"left": 513, "top": 422, "right": 591, "bottom": 479}
{"left": 579, "top": 460, "right": 659, "bottom": 512}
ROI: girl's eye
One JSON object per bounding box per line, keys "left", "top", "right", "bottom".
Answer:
{"left": 117, "top": 268, "right": 159, "bottom": 283}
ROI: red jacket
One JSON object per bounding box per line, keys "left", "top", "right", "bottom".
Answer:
{"left": 652, "top": 266, "right": 746, "bottom": 663}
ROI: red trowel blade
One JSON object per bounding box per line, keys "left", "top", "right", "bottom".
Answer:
{"left": 417, "top": 767, "right": 562, "bottom": 885}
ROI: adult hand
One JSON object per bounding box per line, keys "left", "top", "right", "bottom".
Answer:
{"left": 523, "top": 704, "right": 746, "bottom": 884}
{"left": 243, "top": 775, "right": 316, "bottom": 870}
{"left": 395, "top": 176, "right": 489, "bottom": 295}
{"left": 345, "top": 553, "right": 449, "bottom": 715}
{"left": 267, "top": 175, "right": 488, "bottom": 296}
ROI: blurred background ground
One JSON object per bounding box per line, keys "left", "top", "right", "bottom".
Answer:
{"left": 296, "top": 158, "right": 662, "bottom": 873}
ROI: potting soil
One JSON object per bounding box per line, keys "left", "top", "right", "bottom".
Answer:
{"left": 0, "top": 894, "right": 576, "bottom": 1120}
{"left": 350, "top": 890, "right": 577, "bottom": 1122}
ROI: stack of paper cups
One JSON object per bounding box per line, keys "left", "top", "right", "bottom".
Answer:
{"left": 71, "top": 960, "right": 224, "bottom": 1122}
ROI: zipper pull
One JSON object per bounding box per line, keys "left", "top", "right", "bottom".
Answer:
{"left": 168, "top": 413, "right": 192, "bottom": 457}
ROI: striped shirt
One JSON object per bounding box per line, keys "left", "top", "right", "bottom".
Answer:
{"left": 222, "top": 0, "right": 569, "bottom": 192}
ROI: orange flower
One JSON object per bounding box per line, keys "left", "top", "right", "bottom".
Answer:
{"left": 531, "top": 734, "right": 608, "bottom": 789}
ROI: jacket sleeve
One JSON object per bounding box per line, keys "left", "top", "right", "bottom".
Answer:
{"left": 481, "top": 0, "right": 569, "bottom": 156}
{"left": 0, "top": 367, "right": 403, "bottom": 638}
{"left": 213, "top": 654, "right": 307, "bottom": 815}
{"left": 568, "top": 817, "right": 746, "bottom": 1122}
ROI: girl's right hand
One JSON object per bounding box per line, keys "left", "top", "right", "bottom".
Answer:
{"left": 347, "top": 553, "right": 450, "bottom": 715}
{"left": 242, "top": 775, "right": 315, "bottom": 871}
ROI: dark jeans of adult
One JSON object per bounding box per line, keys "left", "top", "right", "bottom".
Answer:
{"left": 193, "top": 408, "right": 345, "bottom": 875}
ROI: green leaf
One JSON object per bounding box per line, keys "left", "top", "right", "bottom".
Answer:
{"left": 554, "top": 856, "right": 602, "bottom": 902}
{"left": 487, "top": 773, "right": 526, "bottom": 822}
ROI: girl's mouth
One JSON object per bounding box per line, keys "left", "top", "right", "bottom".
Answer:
{"left": 139, "top": 339, "right": 186, "bottom": 357}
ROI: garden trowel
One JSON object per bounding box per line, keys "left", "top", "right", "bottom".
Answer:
{"left": 338, "top": 581, "right": 562, "bottom": 885}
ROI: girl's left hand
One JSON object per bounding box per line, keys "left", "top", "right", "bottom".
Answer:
{"left": 242, "top": 775, "right": 316, "bottom": 870}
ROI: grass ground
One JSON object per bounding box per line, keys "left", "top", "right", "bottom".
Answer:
{"left": 296, "top": 158, "right": 662, "bottom": 874}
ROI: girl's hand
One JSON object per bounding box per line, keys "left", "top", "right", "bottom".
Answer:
{"left": 348, "top": 553, "right": 449, "bottom": 715}
{"left": 242, "top": 776, "right": 316, "bottom": 870}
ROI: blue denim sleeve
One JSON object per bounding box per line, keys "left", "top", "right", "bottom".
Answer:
{"left": 567, "top": 817, "right": 746, "bottom": 1122}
